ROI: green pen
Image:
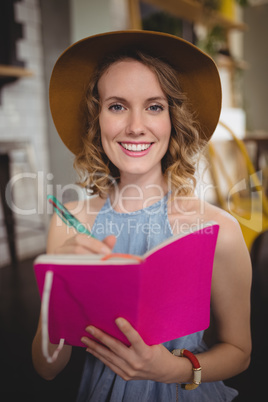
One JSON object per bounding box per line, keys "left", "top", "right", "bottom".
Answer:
{"left": 47, "top": 194, "right": 94, "bottom": 237}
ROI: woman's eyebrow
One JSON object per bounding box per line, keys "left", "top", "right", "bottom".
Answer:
{"left": 103, "top": 96, "right": 168, "bottom": 103}
{"left": 103, "top": 96, "right": 126, "bottom": 103}
{"left": 146, "top": 96, "right": 168, "bottom": 103}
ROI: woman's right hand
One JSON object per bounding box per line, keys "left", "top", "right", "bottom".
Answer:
{"left": 54, "top": 233, "right": 117, "bottom": 255}
{"left": 46, "top": 204, "right": 117, "bottom": 255}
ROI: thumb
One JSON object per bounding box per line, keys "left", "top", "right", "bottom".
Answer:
{"left": 103, "top": 235, "right": 117, "bottom": 251}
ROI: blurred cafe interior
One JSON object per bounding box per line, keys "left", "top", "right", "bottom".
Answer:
{"left": 0, "top": 0, "right": 267, "bottom": 401}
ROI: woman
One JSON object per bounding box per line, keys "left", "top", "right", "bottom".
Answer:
{"left": 32, "top": 30, "right": 251, "bottom": 401}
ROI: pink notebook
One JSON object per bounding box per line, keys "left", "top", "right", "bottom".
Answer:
{"left": 34, "top": 222, "right": 219, "bottom": 348}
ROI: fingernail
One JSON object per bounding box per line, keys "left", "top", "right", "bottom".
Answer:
{"left": 100, "top": 246, "right": 111, "bottom": 255}
{"left": 115, "top": 318, "right": 124, "bottom": 328}
{"left": 86, "top": 326, "right": 95, "bottom": 335}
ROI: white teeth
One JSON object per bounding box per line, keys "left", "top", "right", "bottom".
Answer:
{"left": 121, "top": 143, "right": 151, "bottom": 151}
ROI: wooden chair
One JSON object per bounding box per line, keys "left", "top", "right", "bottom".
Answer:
{"left": 207, "top": 121, "right": 268, "bottom": 252}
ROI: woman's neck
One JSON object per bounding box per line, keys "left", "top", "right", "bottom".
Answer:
{"left": 110, "top": 171, "right": 169, "bottom": 213}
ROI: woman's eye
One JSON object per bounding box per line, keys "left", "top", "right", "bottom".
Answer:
{"left": 148, "top": 104, "right": 164, "bottom": 112}
{"left": 109, "top": 104, "right": 124, "bottom": 112}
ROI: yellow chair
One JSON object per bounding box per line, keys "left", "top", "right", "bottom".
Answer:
{"left": 207, "top": 121, "right": 268, "bottom": 251}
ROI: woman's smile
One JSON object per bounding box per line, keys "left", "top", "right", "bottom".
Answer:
{"left": 118, "top": 142, "right": 153, "bottom": 157}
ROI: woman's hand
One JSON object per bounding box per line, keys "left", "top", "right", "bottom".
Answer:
{"left": 54, "top": 233, "right": 116, "bottom": 255}
{"left": 46, "top": 204, "right": 117, "bottom": 255}
{"left": 81, "top": 318, "right": 182, "bottom": 383}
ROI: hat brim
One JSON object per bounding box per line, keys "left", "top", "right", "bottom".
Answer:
{"left": 49, "top": 30, "right": 222, "bottom": 155}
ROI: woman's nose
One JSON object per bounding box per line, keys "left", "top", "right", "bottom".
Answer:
{"left": 125, "top": 110, "right": 146, "bottom": 136}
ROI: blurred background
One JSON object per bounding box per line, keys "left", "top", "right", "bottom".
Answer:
{"left": 0, "top": 1, "right": 267, "bottom": 401}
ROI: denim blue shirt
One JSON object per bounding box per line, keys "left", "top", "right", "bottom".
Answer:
{"left": 76, "top": 194, "right": 238, "bottom": 401}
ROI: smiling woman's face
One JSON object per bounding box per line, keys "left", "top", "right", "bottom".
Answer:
{"left": 98, "top": 59, "right": 172, "bottom": 180}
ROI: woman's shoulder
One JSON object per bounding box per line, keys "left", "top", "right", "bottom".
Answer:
{"left": 200, "top": 200, "right": 238, "bottom": 227}
{"left": 169, "top": 195, "right": 245, "bottom": 246}
{"left": 201, "top": 201, "right": 250, "bottom": 263}
{"left": 64, "top": 194, "right": 107, "bottom": 220}
{"left": 203, "top": 201, "right": 242, "bottom": 233}
{"left": 198, "top": 201, "right": 244, "bottom": 242}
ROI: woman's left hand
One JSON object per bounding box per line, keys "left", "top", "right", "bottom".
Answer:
{"left": 81, "top": 318, "right": 177, "bottom": 382}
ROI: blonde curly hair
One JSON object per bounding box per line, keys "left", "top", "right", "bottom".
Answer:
{"left": 73, "top": 51, "right": 206, "bottom": 197}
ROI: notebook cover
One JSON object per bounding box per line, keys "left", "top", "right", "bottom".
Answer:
{"left": 34, "top": 223, "right": 219, "bottom": 347}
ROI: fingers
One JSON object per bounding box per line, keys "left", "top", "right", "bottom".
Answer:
{"left": 83, "top": 318, "right": 145, "bottom": 356}
{"left": 81, "top": 325, "right": 143, "bottom": 381}
{"left": 81, "top": 335, "right": 132, "bottom": 380}
{"left": 103, "top": 235, "right": 117, "bottom": 250}
{"left": 81, "top": 328, "right": 130, "bottom": 377}
{"left": 81, "top": 321, "right": 154, "bottom": 381}
{"left": 83, "top": 324, "right": 129, "bottom": 356}
{"left": 115, "top": 318, "right": 146, "bottom": 354}
{"left": 56, "top": 234, "right": 113, "bottom": 255}
{"left": 76, "top": 234, "right": 112, "bottom": 254}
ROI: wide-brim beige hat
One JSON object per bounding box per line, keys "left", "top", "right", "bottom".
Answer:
{"left": 49, "top": 30, "right": 222, "bottom": 155}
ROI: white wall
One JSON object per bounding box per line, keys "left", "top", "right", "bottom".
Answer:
{"left": 70, "top": 0, "right": 129, "bottom": 42}
{"left": 39, "top": 0, "right": 76, "bottom": 192}
{"left": 0, "top": 0, "right": 48, "bottom": 266}
{"left": 70, "top": 0, "right": 112, "bottom": 41}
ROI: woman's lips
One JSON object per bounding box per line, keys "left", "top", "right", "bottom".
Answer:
{"left": 119, "top": 142, "right": 153, "bottom": 157}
